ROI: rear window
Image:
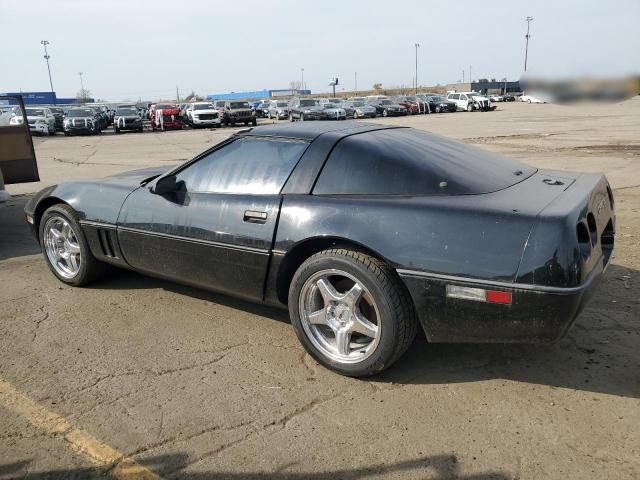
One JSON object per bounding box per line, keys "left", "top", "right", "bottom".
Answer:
{"left": 313, "top": 129, "right": 536, "bottom": 196}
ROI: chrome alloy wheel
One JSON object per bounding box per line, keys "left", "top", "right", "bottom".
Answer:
{"left": 299, "top": 269, "right": 381, "bottom": 364}
{"left": 43, "top": 216, "right": 81, "bottom": 279}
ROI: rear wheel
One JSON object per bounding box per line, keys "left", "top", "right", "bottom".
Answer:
{"left": 289, "top": 249, "right": 417, "bottom": 377}
{"left": 382, "top": 109, "right": 388, "bottom": 117}
{"left": 353, "top": 111, "right": 359, "bottom": 119}
{"left": 466, "top": 104, "right": 473, "bottom": 112}
{"left": 252, "top": 118, "right": 257, "bottom": 126}
{"left": 39, "top": 204, "right": 107, "bottom": 286}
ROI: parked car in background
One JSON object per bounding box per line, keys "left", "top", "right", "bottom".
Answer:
{"left": 113, "top": 107, "right": 143, "bottom": 133}
{"left": 488, "top": 94, "right": 504, "bottom": 102}
{"left": 49, "top": 106, "right": 65, "bottom": 131}
{"left": 255, "top": 102, "right": 270, "bottom": 118}
{"left": 150, "top": 103, "right": 182, "bottom": 131}
{"left": 186, "top": 102, "right": 222, "bottom": 128}
{"left": 520, "top": 94, "right": 546, "bottom": 104}
{"left": 288, "top": 98, "right": 328, "bottom": 121}
{"left": 396, "top": 96, "right": 428, "bottom": 114}
{"left": 62, "top": 107, "right": 100, "bottom": 135}
{"left": 447, "top": 92, "right": 495, "bottom": 112}
{"left": 424, "top": 95, "right": 457, "bottom": 113}
{"left": 368, "top": 98, "right": 408, "bottom": 117}
{"left": 502, "top": 93, "right": 517, "bottom": 102}
{"left": 267, "top": 100, "right": 290, "bottom": 120}
{"left": 10, "top": 107, "right": 56, "bottom": 135}
{"left": 321, "top": 102, "right": 347, "bottom": 120}
{"left": 346, "top": 100, "right": 377, "bottom": 119}
{"left": 221, "top": 101, "right": 256, "bottom": 127}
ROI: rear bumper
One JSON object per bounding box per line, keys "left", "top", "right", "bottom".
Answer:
{"left": 398, "top": 261, "right": 605, "bottom": 343}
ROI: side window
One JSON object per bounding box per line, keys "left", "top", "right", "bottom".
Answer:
{"left": 176, "top": 137, "right": 308, "bottom": 194}
{"left": 460, "top": 94, "right": 468, "bottom": 101}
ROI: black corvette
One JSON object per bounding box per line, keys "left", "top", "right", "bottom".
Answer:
{"left": 25, "top": 122, "right": 615, "bottom": 376}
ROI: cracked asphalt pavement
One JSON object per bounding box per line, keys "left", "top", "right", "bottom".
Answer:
{"left": 1, "top": 101, "right": 639, "bottom": 479}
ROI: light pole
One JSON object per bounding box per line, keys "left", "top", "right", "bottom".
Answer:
{"left": 524, "top": 16, "right": 534, "bottom": 72}
{"left": 414, "top": 43, "right": 420, "bottom": 94}
{"left": 78, "top": 72, "right": 85, "bottom": 103}
{"left": 40, "top": 40, "right": 55, "bottom": 102}
{"left": 300, "top": 68, "right": 304, "bottom": 92}
{"left": 354, "top": 72, "right": 357, "bottom": 94}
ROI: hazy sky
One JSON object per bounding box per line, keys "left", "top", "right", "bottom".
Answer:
{"left": 1, "top": 0, "right": 638, "bottom": 101}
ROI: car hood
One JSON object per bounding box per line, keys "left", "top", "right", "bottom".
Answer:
{"left": 379, "top": 104, "right": 404, "bottom": 109}
{"left": 66, "top": 117, "right": 94, "bottom": 121}
{"left": 26, "top": 115, "right": 47, "bottom": 121}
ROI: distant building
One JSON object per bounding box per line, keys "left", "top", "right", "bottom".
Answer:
{"left": 445, "top": 80, "right": 520, "bottom": 94}
{"left": 207, "top": 88, "right": 311, "bottom": 101}
{"left": 0, "top": 91, "right": 92, "bottom": 105}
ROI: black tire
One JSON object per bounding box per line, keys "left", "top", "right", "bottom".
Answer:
{"left": 252, "top": 118, "right": 257, "bottom": 126}
{"left": 114, "top": 127, "right": 120, "bottom": 134}
{"left": 299, "top": 113, "right": 305, "bottom": 122}
{"left": 382, "top": 109, "right": 388, "bottom": 117}
{"left": 288, "top": 248, "right": 418, "bottom": 377}
{"left": 38, "top": 204, "right": 108, "bottom": 286}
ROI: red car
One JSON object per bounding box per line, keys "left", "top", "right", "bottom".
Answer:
{"left": 150, "top": 103, "right": 182, "bottom": 131}
{"left": 396, "top": 96, "right": 427, "bottom": 114}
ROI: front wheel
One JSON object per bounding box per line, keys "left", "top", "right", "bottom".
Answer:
{"left": 39, "top": 204, "right": 107, "bottom": 286}
{"left": 382, "top": 109, "right": 388, "bottom": 117}
{"left": 466, "top": 104, "right": 473, "bottom": 112}
{"left": 252, "top": 118, "right": 257, "bottom": 126}
{"left": 288, "top": 249, "right": 418, "bottom": 377}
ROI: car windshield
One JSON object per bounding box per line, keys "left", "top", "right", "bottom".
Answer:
{"left": 50, "top": 108, "right": 63, "bottom": 114}
{"left": 116, "top": 108, "right": 138, "bottom": 116}
{"left": 379, "top": 100, "right": 393, "bottom": 105}
{"left": 193, "top": 103, "right": 215, "bottom": 110}
{"left": 25, "top": 108, "right": 46, "bottom": 116}
{"left": 67, "top": 109, "right": 93, "bottom": 117}
{"left": 431, "top": 96, "right": 447, "bottom": 101}
{"left": 323, "top": 104, "right": 336, "bottom": 109}
{"left": 300, "top": 99, "right": 317, "bottom": 107}
{"left": 405, "top": 96, "right": 418, "bottom": 101}
{"left": 352, "top": 102, "right": 366, "bottom": 107}
{"left": 276, "top": 102, "right": 288, "bottom": 107}
{"left": 156, "top": 104, "right": 175, "bottom": 109}
{"left": 230, "top": 102, "right": 249, "bottom": 109}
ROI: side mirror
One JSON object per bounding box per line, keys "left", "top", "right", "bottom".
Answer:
{"left": 152, "top": 175, "right": 184, "bottom": 195}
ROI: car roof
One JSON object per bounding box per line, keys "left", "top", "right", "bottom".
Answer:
{"left": 241, "top": 121, "right": 401, "bottom": 141}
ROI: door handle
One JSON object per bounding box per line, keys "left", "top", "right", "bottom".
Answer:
{"left": 243, "top": 210, "right": 268, "bottom": 223}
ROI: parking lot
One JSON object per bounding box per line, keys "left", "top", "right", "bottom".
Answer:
{"left": 1, "top": 100, "right": 639, "bottom": 479}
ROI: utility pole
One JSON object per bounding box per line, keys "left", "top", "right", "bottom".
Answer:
{"left": 469, "top": 65, "right": 472, "bottom": 83}
{"left": 300, "top": 68, "right": 304, "bottom": 92}
{"left": 524, "top": 16, "right": 534, "bottom": 72}
{"left": 176, "top": 85, "right": 180, "bottom": 103}
{"left": 414, "top": 43, "right": 420, "bottom": 94}
{"left": 41, "top": 40, "right": 55, "bottom": 102}
{"left": 462, "top": 70, "right": 465, "bottom": 83}
{"left": 78, "top": 72, "right": 85, "bottom": 103}
{"left": 354, "top": 72, "right": 357, "bottom": 94}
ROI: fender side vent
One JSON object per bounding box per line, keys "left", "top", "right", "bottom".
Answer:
{"left": 97, "top": 229, "right": 117, "bottom": 258}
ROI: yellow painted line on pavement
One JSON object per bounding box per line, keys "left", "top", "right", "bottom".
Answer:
{"left": 0, "top": 378, "right": 161, "bottom": 480}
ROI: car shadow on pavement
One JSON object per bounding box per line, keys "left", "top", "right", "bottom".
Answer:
{"left": 95, "top": 264, "right": 639, "bottom": 400}
{"left": 0, "top": 195, "right": 41, "bottom": 261}
{"left": 0, "top": 453, "right": 510, "bottom": 479}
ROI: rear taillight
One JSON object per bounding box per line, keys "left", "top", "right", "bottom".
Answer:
{"left": 446, "top": 285, "right": 512, "bottom": 305}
